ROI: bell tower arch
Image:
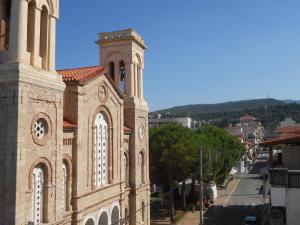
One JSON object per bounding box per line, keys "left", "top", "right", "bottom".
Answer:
{"left": 0, "top": 0, "right": 59, "bottom": 71}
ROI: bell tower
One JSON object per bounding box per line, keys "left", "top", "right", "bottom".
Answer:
{"left": 0, "top": 0, "right": 65, "bottom": 225}
{"left": 98, "top": 29, "right": 146, "bottom": 100}
{"left": 98, "top": 29, "right": 150, "bottom": 225}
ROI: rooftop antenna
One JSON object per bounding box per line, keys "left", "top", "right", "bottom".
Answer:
{"left": 267, "top": 92, "right": 270, "bottom": 99}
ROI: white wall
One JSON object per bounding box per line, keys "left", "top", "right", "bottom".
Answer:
{"left": 271, "top": 187, "right": 286, "bottom": 207}
{"left": 174, "top": 117, "right": 192, "bottom": 128}
{"left": 286, "top": 188, "right": 300, "bottom": 225}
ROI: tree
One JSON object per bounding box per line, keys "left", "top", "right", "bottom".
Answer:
{"left": 149, "top": 124, "right": 196, "bottom": 221}
{"left": 193, "top": 126, "right": 244, "bottom": 184}
{"left": 149, "top": 124, "right": 245, "bottom": 221}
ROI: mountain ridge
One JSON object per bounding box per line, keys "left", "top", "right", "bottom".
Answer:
{"left": 152, "top": 98, "right": 286, "bottom": 115}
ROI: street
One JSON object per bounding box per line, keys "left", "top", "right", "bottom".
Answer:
{"left": 204, "top": 158, "right": 268, "bottom": 225}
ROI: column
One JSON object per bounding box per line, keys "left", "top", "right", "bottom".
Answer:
{"left": 4, "top": 0, "right": 28, "bottom": 63}
{"left": 140, "top": 68, "right": 144, "bottom": 99}
{"left": 48, "top": 16, "right": 56, "bottom": 71}
{"left": 125, "top": 63, "right": 134, "bottom": 96}
{"left": 33, "top": 7, "right": 41, "bottom": 68}
{"left": 134, "top": 64, "right": 138, "bottom": 97}
{"left": 40, "top": 8, "right": 49, "bottom": 70}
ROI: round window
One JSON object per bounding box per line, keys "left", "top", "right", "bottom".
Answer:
{"left": 31, "top": 113, "right": 52, "bottom": 146}
{"left": 34, "top": 118, "right": 48, "bottom": 139}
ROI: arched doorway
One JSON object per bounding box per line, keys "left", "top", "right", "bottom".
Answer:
{"left": 111, "top": 206, "right": 120, "bottom": 225}
{"left": 98, "top": 211, "right": 108, "bottom": 225}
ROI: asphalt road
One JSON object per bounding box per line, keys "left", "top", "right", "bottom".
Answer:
{"left": 204, "top": 158, "right": 268, "bottom": 225}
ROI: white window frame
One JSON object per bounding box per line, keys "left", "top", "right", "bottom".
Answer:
{"left": 94, "top": 113, "right": 108, "bottom": 187}
{"left": 32, "top": 166, "right": 44, "bottom": 224}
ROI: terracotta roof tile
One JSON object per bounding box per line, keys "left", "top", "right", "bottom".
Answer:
{"left": 261, "top": 134, "right": 300, "bottom": 146}
{"left": 240, "top": 115, "right": 256, "bottom": 120}
{"left": 277, "top": 126, "right": 300, "bottom": 135}
{"left": 124, "top": 126, "right": 133, "bottom": 134}
{"left": 58, "top": 66, "right": 105, "bottom": 82}
{"left": 63, "top": 118, "right": 77, "bottom": 129}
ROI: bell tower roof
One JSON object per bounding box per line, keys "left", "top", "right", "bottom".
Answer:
{"left": 97, "top": 29, "right": 147, "bottom": 49}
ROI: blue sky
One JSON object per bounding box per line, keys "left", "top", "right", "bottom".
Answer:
{"left": 56, "top": 0, "right": 300, "bottom": 111}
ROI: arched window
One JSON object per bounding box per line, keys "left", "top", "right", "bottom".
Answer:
{"left": 135, "top": 54, "right": 142, "bottom": 98}
{"left": 124, "top": 154, "right": 129, "bottom": 187}
{"left": 119, "top": 60, "right": 125, "bottom": 94}
{"left": 141, "top": 202, "right": 145, "bottom": 222}
{"left": 40, "top": 6, "right": 48, "bottom": 69}
{"left": 85, "top": 218, "right": 95, "bottom": 225}
{"left": 27, "top": 0, "right": 36, "bottom": 59}
{"left": 98, "top": 212, "right": 108, "bottom": 225}
{"left": 111, "top": 206, "right": 120, "bottom": 225}
{"left": 94, "top": 113, "right": 108, "bottom": 187}
{"left": 61, "top": 161, "right": 67, "bottom": 213}
{"left": 139, "top": 152, "right": 145, "bottom": 184}
{"left": 32, "top": 166, "right": 44, "bottom": 224}
{"left": 0, "top": 0, "right": 11, "bottom": 51}
{"left": 109, "top": 61, "right": 115, "bottom": 81}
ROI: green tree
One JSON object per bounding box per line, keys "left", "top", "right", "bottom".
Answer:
{"left": 149, "top": 124, "right": 245, "bottom": 221}
{"left": 194, "top": 126, "right": 245, "bottom": 184}
{"left": 149, "top": 124, "right": 196, "bottom": 221}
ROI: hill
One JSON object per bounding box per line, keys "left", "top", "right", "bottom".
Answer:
{"left": 151, "top": 99, "right": 300, "bottom": 135}
{"left": 153, "top": 98, "right": 284, "bottom": 115}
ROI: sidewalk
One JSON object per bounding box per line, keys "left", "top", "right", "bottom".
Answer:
{"left": 177, "top": 211, "right": 200, "bottom": 225}
{"left": 177, "top": 177, "right": 241, "bottom": 225}
{"left": 215, "top": 176, "right": 241, "bottom": 206}
{"left": 151, "top": 177, "right": 240, "bottom": 225}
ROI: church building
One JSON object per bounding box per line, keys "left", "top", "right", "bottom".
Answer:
{"left": 0, "top": 0, "right": 150, "bottom": 225}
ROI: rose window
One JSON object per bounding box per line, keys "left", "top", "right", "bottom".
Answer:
{"left": 34, "top": 119, "right": 48, "bottom": 139}
{"left": 31, "top": 113, "right": 52, "bottom": 145}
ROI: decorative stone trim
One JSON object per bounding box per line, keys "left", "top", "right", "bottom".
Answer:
{"left": 98, "top": 82, "right": 109, "bottom": 104}
{"left": 31, "top": 112, "right": 52, "bottom": 146}
{"left": 138, "top": 125, "right": 145, "bottom": 141}
{"left": 28, "top": 157, "right": 53, "bottom": 190}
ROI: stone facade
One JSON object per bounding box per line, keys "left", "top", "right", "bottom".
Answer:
{"left": 0, "top": 0, "right": 150, "bottom": 225}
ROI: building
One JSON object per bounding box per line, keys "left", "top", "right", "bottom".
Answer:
{"left": 225, "top": 115, "right": 264, "bottom": 148}
{"left": 0, "top": 1, "right": 150, "bottom": 225}
{"left": 262, "top": 131, "right": 300, "bottom": 225}
{"left": 225, "top": 126, "right": 243, "bottom": 141}
{"left": 275, "top": 118, "right": 300, "bottom": 139}
{"left": 278, "top": 118, "right": 297, "bottom": 127}
{"left": 149, "top": 116, "right": 192, "bottom": 128}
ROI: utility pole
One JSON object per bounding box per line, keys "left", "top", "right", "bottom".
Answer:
{"left": 244, "top": 127, "right": 247, "bottom": 173}
{"left": 199, "top": 147, "right": 203, "bottom": 225}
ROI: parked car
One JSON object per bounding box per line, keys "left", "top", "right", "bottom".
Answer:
{"left": 244, "top": 216, "right": 257, "bottom": 225}
{"left": 260, "top": 166, "right": 268, "bottom": 179}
